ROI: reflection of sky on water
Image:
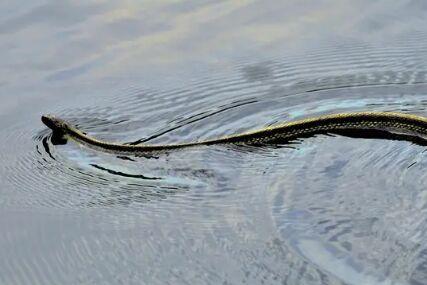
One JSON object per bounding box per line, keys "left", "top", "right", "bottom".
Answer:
{"left": 1, "top": 0, "right": 427, "bottom": 115}
{"left": 2, "top": 1, "right": 427, "bottom": 284}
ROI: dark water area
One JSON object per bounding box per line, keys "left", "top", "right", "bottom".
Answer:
{"left": 2, "top": 1, "right": 427, "bottom": 284}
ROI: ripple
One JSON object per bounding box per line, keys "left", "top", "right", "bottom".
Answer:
{"left": 3, "top": 33, "right": 427, "bottom": 284}
{"left": 270, "top": 135, "right": 427, "bottom": 284}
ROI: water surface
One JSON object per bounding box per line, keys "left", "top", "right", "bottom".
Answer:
{"left": 1, "top": 1, "right": 427, "bottom": 284}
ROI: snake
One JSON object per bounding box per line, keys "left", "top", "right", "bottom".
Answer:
{"left": 41, "top": 112, "right": 427, "bottom": 154}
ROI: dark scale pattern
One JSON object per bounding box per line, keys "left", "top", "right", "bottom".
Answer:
{"left": 42, "top": 112, "right": 427, "bottom": 154}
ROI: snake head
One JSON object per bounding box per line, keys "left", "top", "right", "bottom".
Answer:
{"left": 42, "top": 115, "right": 71, "bottom": 145}
{"left": 41, "top": 115, "right": 70, "bottom": 132}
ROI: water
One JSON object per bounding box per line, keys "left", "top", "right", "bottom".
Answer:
{"left": 1, "top": 1, "right": 427, "bottom": 284}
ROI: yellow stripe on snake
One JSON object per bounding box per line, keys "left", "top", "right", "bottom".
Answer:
{"left": 41, "top": 112, "right": 427, "bottom": 154}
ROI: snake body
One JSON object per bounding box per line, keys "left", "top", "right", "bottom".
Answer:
{"left": 41, "top": 112, "right": 427, "bottom": 154}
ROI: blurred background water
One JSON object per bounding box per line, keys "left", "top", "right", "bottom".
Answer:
{"left": 1, "top": 1, "right": 427, "bottom": 284}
